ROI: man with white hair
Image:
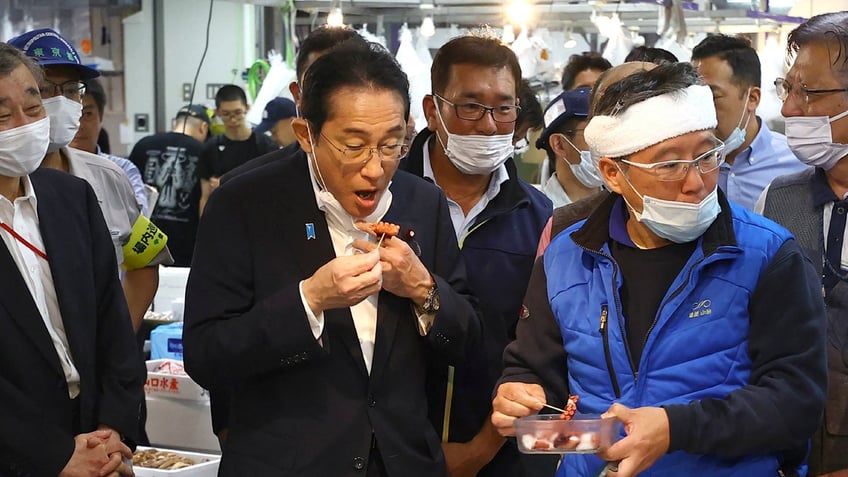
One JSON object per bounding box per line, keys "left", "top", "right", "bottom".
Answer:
{"left": 492, "top": 62, "right": 827, "bottom": 477}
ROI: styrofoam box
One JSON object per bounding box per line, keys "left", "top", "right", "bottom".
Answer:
{"left": 145, "top": 395, "right": 220, "bottom": 452}
{"left": 133, "top": 446, "right": 220, "bottom": 477}
{"left": 145, "top": 360, "right": 209, "bottom": 402}
{"left": 153, "top": 266, "right": 190, "bottom": 313}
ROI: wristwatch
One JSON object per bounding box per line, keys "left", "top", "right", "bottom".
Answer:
{"left": 421, "top": 278, "right": 440, "bottom": 313}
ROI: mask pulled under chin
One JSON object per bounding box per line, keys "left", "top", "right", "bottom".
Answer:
{"left": 0, "top": 117, "right": 50, "bottom": 177}
{"left": 43, "top": 96, "right": 82, "bottom": 153}
{"left": 305, "top": 131, "right": 393, "bottom": 239}
{"left": 785, "top": 108, "right": 848, "bottom": 171}
{"left": 433, "top": 104, "right": 514, "bottom": 175}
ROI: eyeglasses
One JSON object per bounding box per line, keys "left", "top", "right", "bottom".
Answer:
{"left": 319, "top": 132, "right": 408, "bottom": 166}
{"left": 620, "top": 140, "right": 726, "bottom": 182}
{"left": 434, "top": 94, "right": 521, "bottom": 123}
{"left": 217, "top": 110, "right": 246, "bottom": 120}
{"left": 774, "top": 77, "right": 848, "bottom": 106}
{"left": 40, "top": 79, "right": 85, "bottom": 100}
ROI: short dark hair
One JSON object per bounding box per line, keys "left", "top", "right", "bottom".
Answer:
{"left": 788, "top": 12, "right": 848, "bottom": 83}
{"left": 83, "top": 78, "right": 106, "bottom": 117}
{"left": 0, "top": 42, "right": 41, "bottom": 83}
{"left": 516, "top": 79, "right": 543, "bottom": 132}
{"left": 594, "top": 62, "right": 702, "bottom": 128}
{"left": 624, "top": 46, "right": 678, "bottom": 65}
{"left": 431, "top": 34, "right": 522, "bottom": 96}
{"left": 561, "top": 52, "right": 612, "bottom": 90}
{"left": 296, "top": 26, "right": 366, "bottom": 82}
{"left": 300, "top": 42, "right": 410, "bottom": 134}
{"left": 215, "top": 84, "right": 247, "bottom": 107}
{"left": 691, "top": 34, "right": 761, "bottom": 91}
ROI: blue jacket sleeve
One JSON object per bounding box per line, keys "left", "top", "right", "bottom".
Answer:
{"left": 665, "top": 239, "right": 827, "bottom": 456}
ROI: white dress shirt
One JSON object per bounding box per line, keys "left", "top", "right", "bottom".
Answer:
{"left": 0, "top": 175, "right": 80, "bottom": 398}
{"left": 298, "top": 156, "right": 434, "bottom": 374}
{"left": 422, "top": 136, "right": 508, "bottom": 245}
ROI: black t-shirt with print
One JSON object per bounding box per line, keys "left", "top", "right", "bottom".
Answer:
{"left": 129, "top": 131, "right": 204, "bottom": 267}
{"left": 198, "top": 131, "right": 278, "bottom": 179}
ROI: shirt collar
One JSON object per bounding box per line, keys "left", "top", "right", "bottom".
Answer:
{"left": 734, "top": 117, "right": 767, "bottom": 165}
{"left": 812, "top": 166, "right": 845, "bottom": 206}
{"left": 608, "top": 196, "right": 637, "bottom": 248}
{"left": 0, "top": 175, "right": 37, "bottom": 214}
{"left": 542, "top": 173, "right": 573, "bottom": 208}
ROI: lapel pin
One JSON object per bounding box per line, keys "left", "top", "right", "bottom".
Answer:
{"left": 306, "top": 223, "right": 316, "bottom": 240}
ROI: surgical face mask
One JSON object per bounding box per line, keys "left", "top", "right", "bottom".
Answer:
{"left": 306, "top": 125, "right": 391, "bottom": 236}
{"left": 558, "top": 134, "right": 604, "bottom": 188}
{"left": 514, "top": 137, "right": 530, "bottom": 155}
{"left": 0, "top": 117, "right": 50, "bottom": 177}
{"left": 42, "top": 96, "right": 82, "bottom": 153}
{"left": 723, "top": 88, "right": 752, "bottom": 154}
{"left": 785, "top": 108, "right": 848, "bottom": 171}
{"left": 433, "top": 104, "right": 514, "bottom": 175}
{"left": 617, "top": 164, "right": 720, "bottom": 243}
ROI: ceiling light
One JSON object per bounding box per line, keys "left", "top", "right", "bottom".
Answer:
{"left": 506, "top": 0, "right": 533, "bottom": 29}
{"left": 421, "top": 16, "right": 435, "bottom": 38}
{"left": 327, "top": 8, "right": 344, "bottom": 27}
{"left": 564, "top": 28, "right": 577, "bottom": 48}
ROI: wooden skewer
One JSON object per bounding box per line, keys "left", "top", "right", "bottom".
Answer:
{"left": 542, "top": 402, "right": 567, "bottom": 414}
{"left": 376, "top": 232, "right": 386, "bottom": 248}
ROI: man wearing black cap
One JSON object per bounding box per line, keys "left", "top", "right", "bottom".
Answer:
{"left": 255, "top": 97, "right": 297, "bottom": 148}
{"left": 128, "top": 104, "right": 209, "bottom": 267}
{"left": 537, "top": 87, "right": 603, "bottom": 209}
{"left": 9, "top": 27, "right": 172, "bottom": 331}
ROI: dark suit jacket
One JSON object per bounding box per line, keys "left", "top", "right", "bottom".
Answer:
{"left": 183, "top": 151, "right": 481, "bottom": 476}
{"left": 0, "top": 168, "right": 145, "bottom": 476}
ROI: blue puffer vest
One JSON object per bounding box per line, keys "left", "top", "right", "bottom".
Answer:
{"left": 544, "top": 198, "right": 793, "bottom": 477}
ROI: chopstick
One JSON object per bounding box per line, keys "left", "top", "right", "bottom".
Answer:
{"left": 542, "top": 403, "right": 567, "bottom": 414}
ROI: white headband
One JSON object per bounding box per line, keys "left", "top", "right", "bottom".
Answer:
{"left": 584, "top": 84, "right": 717, "bottom": 158}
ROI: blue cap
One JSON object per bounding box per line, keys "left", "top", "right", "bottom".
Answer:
{"left": 8, "top": 28, "right": 100, "bottom": 79}
{"left": 536, "top": 87, "right": 590, "bottom": 149}
{"left": 254, "top": 97, "right": 297, "bottom": 134}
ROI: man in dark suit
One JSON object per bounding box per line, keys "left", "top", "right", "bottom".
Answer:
{"left": 183, "top": 44, "right": 480, "bottom": 476}
{"left": 0, "top": 43, "right": 144, "bottom": 476}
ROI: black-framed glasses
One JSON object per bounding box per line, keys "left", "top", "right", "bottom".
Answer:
{"left": 434, "top": 93, "right": 521, "bottom": 123}
{"left": 775, "top": 77, "right": 848, "bottom": 106}
{"left": 620, "top": 139, "right": 726, "bottom": 182}
{"left": 39, "top": 79, "right": 85, "bottom": 100}
{"left": 217, "top": 110, "right": 246, "bottom": 120}
{"left": 319, "top": 132, "right": 408, "bottom": 166}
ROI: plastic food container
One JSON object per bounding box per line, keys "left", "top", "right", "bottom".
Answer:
{"left": 514, "top": 414, "right": 623, "bottom": 454}
{"left": 133, "top": 446, "right": 220, "bottom": 476}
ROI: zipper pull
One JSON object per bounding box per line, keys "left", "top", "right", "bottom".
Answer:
{"left": 599, "top": 305, "right": 609, "bottom": 333}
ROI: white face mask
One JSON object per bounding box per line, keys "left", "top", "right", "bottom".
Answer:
{"left": 618, "top": 165, "right": 720, "bottom": 244}
{"left": 559, "top": 134, "right": 604, "bottom": 188}
{"left": 0, "top": 117, "right": 50, "bottom": 177}
{"left": 514, "top": 137, "right": 529, "bottom": 155}
{"left": 723, "top": 88, "right": 752, "bottom": 154}
{"left": 43, "top": 96, "right": 82, "bottom": 153}
{"left": 785, "top": 108, "right": 848, "bottom": 171}
{"left": 306, "top": 125, "right": 392, "bottom": 236}
{"left": 433, "top": 104, "right": 514, "bottom": 175}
